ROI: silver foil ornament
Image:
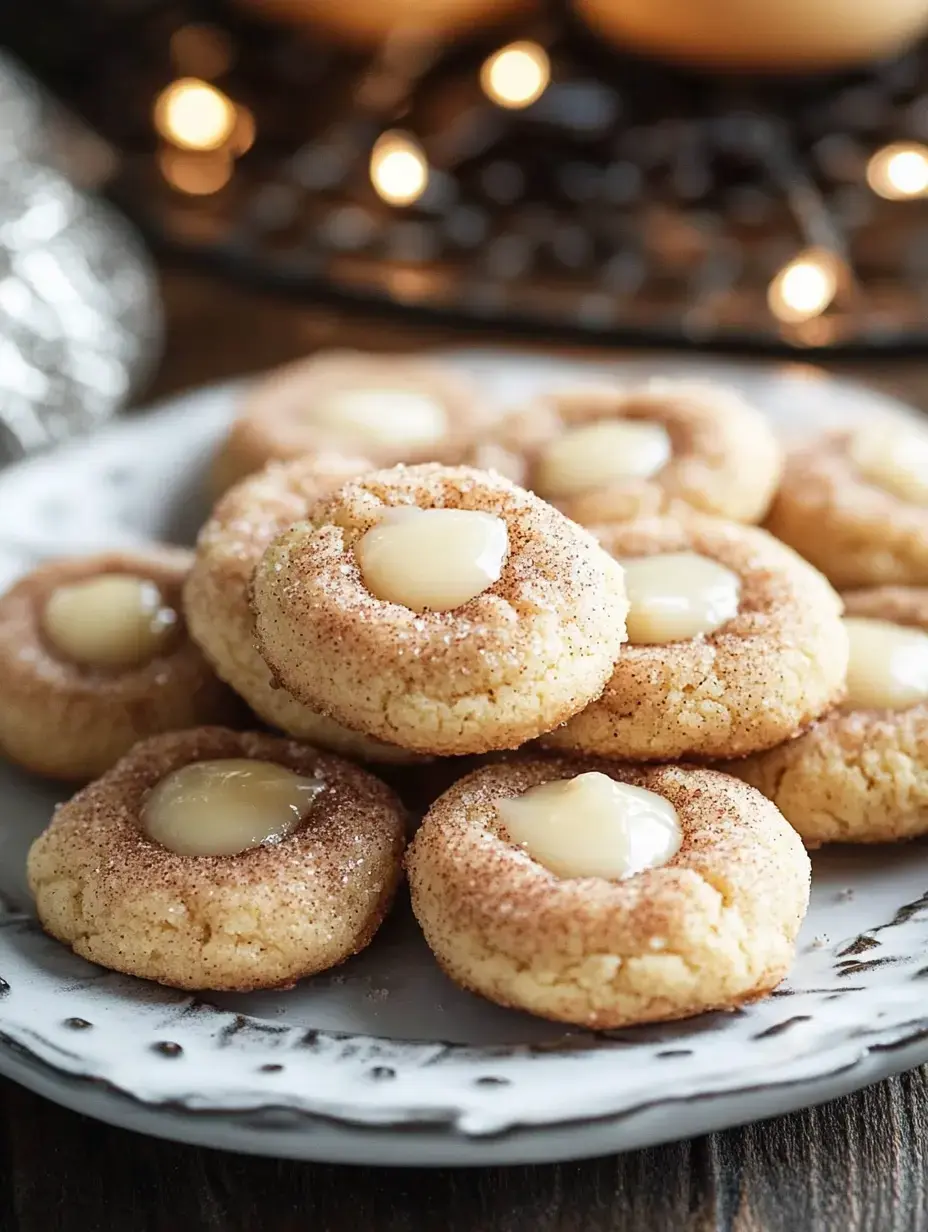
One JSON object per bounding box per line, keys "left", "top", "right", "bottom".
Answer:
{"left": 0, "top": 54, "right": 161, "bottom": 463}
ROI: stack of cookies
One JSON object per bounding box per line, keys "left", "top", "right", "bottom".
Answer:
{"left": 7, "top": 350, "right": 928, "bottom": 1031}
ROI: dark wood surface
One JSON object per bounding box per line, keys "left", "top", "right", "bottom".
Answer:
{"left": 5, "top": 268, "right": 928, "bottom": 1232}
{"left": 3, "top": 1068, "right": 928, "bottom": 1232}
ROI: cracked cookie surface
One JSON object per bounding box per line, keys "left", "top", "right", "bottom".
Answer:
{"left": 0, "top": 548, "right": 236, "bottom": 781}
{"left": 211, "top": 349, "right": 491, "bottom": 496}
{"left": 542, "top": 512, "right": 847, "bottom": 761}
{"left": 185, "top": 453, "right": 421, "bottom": 764}
{"left": 27, "top": 728, "right": 407, "bottom": 991}
{"left": 470, "top": 378, "right": 782, "bottom": 526}
{"left": 765, "top": 427, "right": 928, "bottom": 588}
{"left": 722, "top": 587, "right": 928, "bottom": 846}
{"left": 252, "top": 463, "right": 629, "bottom": 756}
{"left": 406, "top": 756, "right": 810, "bottom": 1028}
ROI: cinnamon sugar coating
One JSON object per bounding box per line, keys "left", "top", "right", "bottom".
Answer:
{"left": 27, "top": 728, "right": 407, "bottom": 991}
{"left": 723, "top": 587, "right": 928, "bottom": 846}
{"left": 252, "top": 464, "right": 629, "bottom": 756}
{"left": 765, "top": 430, "right": 928, "bottom": 588}
{"left": 0, "top": 548, "right": 236, "bottom": 781}
{"left": 211, "top": 350, "right": 491, "bottom": 496}
{"left": 184, "top": 453, "right": 422, "bottom": 763}
{"left": 406, "top": 757, "right": 810, "bottom": 1028}
{"left": 470, "top": 379, "right": 782, "bottom": 525}
{"left": 542, "top": 512, "right": 847, "bottom": 761}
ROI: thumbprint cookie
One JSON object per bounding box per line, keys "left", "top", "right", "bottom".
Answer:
{"left": 0, "top": 547, "right": 236, "bottom": 781}
{"left": 252, "top": 463, "right": 629, "bottom": 756}
{"left": 406, "top": 757, "right": 810, "bottom": 1028}
{"left": 724, "top": 587, "right": 928, "bottom": 846}
{"left": 765, "top": 417, "right": 928, "bottom": 588}
{"left": 471, "top": 378, "right": 782, "bottom": 526}
{"left": 542, "top": 511, "right": 847, "bottom": 761}
{"left": 27, "top": 727, "right": 407, "bottom": 990}
{"left": 211, "top": 350, "right": 490, "bottom": 496}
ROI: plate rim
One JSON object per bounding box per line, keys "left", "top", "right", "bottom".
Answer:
{"left": 0, "top": 354, "right": 926, "bottom": 1166}
{"left": 0, "top": 1018, "right": 925, "bottom": 1167}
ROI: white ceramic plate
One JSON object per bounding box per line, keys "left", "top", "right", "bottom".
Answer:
{"left": 0, "top": 352, "right": 926, "bottom": 1168}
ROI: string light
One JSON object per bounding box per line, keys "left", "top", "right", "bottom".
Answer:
{"left": 480, "top": 42, "right": 550, "bottom": 110}
{"left": 158, "top": 147, "right": 232, "bottom": 196}
{"left": 370, "top": 132, "right": 429, "bottom": 207}
{"left": 768, "top": 248, "right": 841, "bottom": 325}
{"left": 866, "top": 142, "right": 928, "bottom": 200}
{"left": 154, "top": 78, "right": 236, "bottom": 152}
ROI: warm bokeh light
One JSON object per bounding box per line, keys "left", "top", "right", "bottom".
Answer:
{"left": 370, "top": 132, "right": 429, "bottom": 207}
{"left": 158, "top": 147, "right": 233, "bottom": 196}
{"left": 768, "top": 248, "right": 841, "bottom": 325}
{"left": 154, "top": 78, "right": 237, "bottom": 152}
{"left": 169, "top": 23, "right": 235, "bottom": 80}
{"left": 230, "top": 105, "right": 256, "bottom": 157}
{"left": 866, "top": 142, "right": 928, "bottom": 200}
{"left": 480, "top": 42, "right": 550, "bottom": 110}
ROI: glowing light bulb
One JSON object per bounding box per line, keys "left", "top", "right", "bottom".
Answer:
{"left": 159, "top": 147, "right": 232, "bottom": 196}
{"left": 768, "top": 248, "right": 841, "bottom": 325}
{"left": 867, "top": 142, "right": 928, "bottom": 200}
{"left": 370, "top": 132, "right": 428, "bottom": 207}
{"left": 480, "top": 41, "right": 550, "bottom": 110}
{"left": 155, "top": 78, "right": 236, "bottom": 152}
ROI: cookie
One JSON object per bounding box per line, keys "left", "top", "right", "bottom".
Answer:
{"left": 185, "top": 453, "right": 421, "bottom": 764}
{"left": 542, "top": 511, "right": 847, "bottom": 761}
{"left": 765, "top": 418, "right": 928, "bottom": 588}
{"left": 722, "top": 587, "right": 928, "bottom": 846}
{"left": 471, "top": 378, "right": 782, "bottom": 526}
{"left": 252, "top": 463, "right": 629, "bottom": 756}
{"left": 211, "top": 350, "right": 490, "bottom": 496}
{"left": 406, "top": 757, "right": 810, "bottom": 1028}
{"left": 0, "top": 548, "right": 236, "bottom": 781}
{"left": 27, "top": 727, "right": 407, "bottom": 991}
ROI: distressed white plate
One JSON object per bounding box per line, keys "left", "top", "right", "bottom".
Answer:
{"left": 0, "top": 352, "right": 926, "bottom": 1167}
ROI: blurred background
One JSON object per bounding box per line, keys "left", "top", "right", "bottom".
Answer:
{"left": 5, "top": 0, "right": 928, "bottom": 455}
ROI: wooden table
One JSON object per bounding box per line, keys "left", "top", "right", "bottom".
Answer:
{"left": 6, "top": 270, "right": 928, "bottom": 1232}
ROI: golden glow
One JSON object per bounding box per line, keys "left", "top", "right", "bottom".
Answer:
{"left": 480, "top": 42, "right": 550, "bottom": 110}
{"left": 158, "top": 147, "right": 232, "bottom": 196}
{"left": 169, "top": 24, "right": 234, "bottom": 80}
{"left": 867, "top": 142, "right": 928, "bottom": 200}
{"left": 230, "top": 105, "right": 256, "bottom": 157}
{"left": 154, "top": 78, "right": 236, "bottom": 152}
{"left": 370, "top": 131, "right": 429, "bottom": 207}
{"left": 768, "top": 248, "right": 840, "bottom": 325}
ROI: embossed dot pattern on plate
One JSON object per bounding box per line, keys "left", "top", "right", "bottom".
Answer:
{"left": 0, "top": 358, "right": 924, "bottom": 1166}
